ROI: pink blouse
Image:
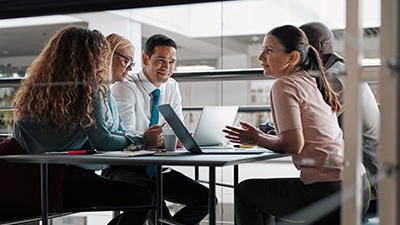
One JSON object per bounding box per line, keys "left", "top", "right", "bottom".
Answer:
{"left": 270, "top": 71, "right": 344, "bottom": 184}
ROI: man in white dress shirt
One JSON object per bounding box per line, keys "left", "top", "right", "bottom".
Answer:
{"left": 103, "top": 34, "right": 212, "bottom": 225}
{"left": 110, "top": 36, "right": 183, "bottom": 134}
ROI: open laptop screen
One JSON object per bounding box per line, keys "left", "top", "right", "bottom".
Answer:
{"left": 157, "top": 104, "right": 203, "bottom": 154}
{"left": 157, "top": 104, "right": 267, "bottom": 155}
{"left": 193, "top": 106, "right": 238, "bottom": 146}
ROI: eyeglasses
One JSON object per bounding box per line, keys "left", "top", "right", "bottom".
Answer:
{"left": 115, "top": 51, "right": 136, "bottom": 69}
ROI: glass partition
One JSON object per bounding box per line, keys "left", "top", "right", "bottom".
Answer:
{"left": 0, "top": 0, "right": 381, "bottom": 73}
{"left": 0, "top": 85, "right": 16, "bottom": 140}
{"left": 0, "top": 0, "right": 383, "bottom": 224}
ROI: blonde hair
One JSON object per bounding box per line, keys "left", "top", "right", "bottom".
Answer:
{"left": 13, "top": 26, "right": 111, "bottom": 130}
{"left": 106, "top": 33, "right": 135, "bottom": 71}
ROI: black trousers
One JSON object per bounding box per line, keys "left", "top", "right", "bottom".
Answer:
{"left": 103, "top": 165, "right": 213, "bottom": 225}
{"left": 234, "top": 175, "right": 371, "bottom": 225}
{"left": 61, "top": 165, "right": 154, "bottom": 225}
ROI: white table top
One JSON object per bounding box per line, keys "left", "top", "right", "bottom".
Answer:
{"left": 0, "top": 151, "right": 288, "bottom": 167}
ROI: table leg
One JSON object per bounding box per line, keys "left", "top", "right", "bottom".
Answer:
{"left": 195, "top": 165, "right": 199, "bottom": 181}
{"left": 234, "top": 165, "right": 239, "bottom": 186}
{"left": 209, "top": 166, "right": 216, "bottom": 225}
{"left": 155, "top": 165, "right": 163, "bottom": 225}
{"left": 234, "top": 165, "right": 238, "bottom": 225}
{"left": 41, "top": 163, "right": 49, "bottom": 225}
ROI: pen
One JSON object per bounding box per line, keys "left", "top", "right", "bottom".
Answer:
{"left": 67, "top": 149, "right": 97, "bottom": 155}
{"left": 233, "top": 145, "right": 253, "bottom": 148}
{"left": 44, "top": 149, "right": 97, "bottom": 154}
{"left": 265, "top": 119, "right": 269, "bottom": 133}
{"left": 160, "top": 122, "right": 167, "bottom": 128}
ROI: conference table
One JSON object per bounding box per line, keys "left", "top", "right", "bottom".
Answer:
{"left": 0, "top": 151, "right": 287, "bottom": 225}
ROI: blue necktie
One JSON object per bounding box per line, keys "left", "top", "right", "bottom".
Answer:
{"left": 149, "top": 89, "right": 160, "bottom": 127}
{"left": 146, "top": 89, "right": 160, "bottom": 178}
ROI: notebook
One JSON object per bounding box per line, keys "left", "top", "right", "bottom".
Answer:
{"left": 193, "top": 106, "right": 239, "bottom": 146}
{"left": 157, "top": 104, "right": 266, "bottom": 155}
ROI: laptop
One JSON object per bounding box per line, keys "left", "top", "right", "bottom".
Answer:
{"left": 193, "top": 106, "right": 239, "bottom": 146}
{"left": 157, "top": 104, "right": 266, "bottom": 155}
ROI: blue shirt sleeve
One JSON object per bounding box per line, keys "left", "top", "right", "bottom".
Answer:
{"left": 85, "top": 93, "right": 131, "bottom": 151}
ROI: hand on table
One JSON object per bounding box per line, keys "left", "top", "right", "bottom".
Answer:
{"left": 176, "top": 132, "right": 192, "bottom": 148}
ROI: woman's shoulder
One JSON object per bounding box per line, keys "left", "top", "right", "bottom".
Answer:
{"left": 277, "top": 71, "right": 314, "bottom": 86}
{"left": 273, "top": 73, "right": 302, "bottom": 87}
{"left": 272, "top": 72, "right": 316, "bottom": 96}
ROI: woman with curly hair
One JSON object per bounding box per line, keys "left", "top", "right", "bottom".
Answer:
{"left": 0, "top": 26, "right": 153, "bottom": 225}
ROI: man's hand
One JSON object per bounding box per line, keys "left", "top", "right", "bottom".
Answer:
{"left": 259, "top": 122, "right": 276, "bottom": 135}
{"left": 144, "top": 125, "right": 163, "bottom": 147}
{"left": 176, "top": 132, "right": 191, "bottom": 148}
{"left": 177, "top": 139, "right": 184, "bottom": 148}
{"left": 266, "top": 124, "right": 276, "bottom": 135}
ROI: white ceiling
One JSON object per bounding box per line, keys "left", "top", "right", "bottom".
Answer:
{"left": 0, "top": 0, "right": 381, "bottom": 69}
{"left": 0, "top": 22, "right": 88, "bottom": 58}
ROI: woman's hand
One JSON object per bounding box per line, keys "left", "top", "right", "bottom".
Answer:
{"left": 223, "top": 121, "right": 304, "bottom": 154}
{"left": 223, "top": 121, "right": 263, "bottom": 146}
{"left": 144, "top": 125, "right": 163, "bottom": 147}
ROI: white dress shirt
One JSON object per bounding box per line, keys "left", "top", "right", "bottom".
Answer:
{"left": 111, "top": 70, "right": 183, "bottom": 134}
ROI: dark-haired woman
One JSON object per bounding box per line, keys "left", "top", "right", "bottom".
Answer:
{"left": 223, "top": 25, "right": 370, "bottom": 224}
{"left": 0, "top": 26, "right": 153, "bottom": 225}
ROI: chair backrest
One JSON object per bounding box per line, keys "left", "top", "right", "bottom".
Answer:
{"left": 0, "top": 138, "right": 65, "bottom": 218}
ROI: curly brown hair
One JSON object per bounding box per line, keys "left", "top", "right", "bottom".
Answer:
{"left": 12, "top": 26, "right": 111, "bottom": 130}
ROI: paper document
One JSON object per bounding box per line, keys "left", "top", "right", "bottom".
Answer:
{"left": 94, "top": 150, "right": 155, "bottom": 157}
{"left": 153, "top": 149, "right": 190, "bottom": 155}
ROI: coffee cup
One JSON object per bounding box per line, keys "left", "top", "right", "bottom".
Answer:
{"left": 162, "top": 126, "right": 177, "bottom": 151}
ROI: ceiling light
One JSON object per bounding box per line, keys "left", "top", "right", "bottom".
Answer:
{"left": 361, "top": 58, "right": 381, "bottom": 67}
{"left": 176, "top": 65, "right": 216, "bottom": 71}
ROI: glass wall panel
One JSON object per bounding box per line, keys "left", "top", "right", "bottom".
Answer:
{"left": 0, "top": 1, "right": 382, "bottom": 224}
{"left": 0, "top": 86, "right": 16, "bottom": 140}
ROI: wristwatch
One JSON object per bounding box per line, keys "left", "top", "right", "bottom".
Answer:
{"left": 123, "top": 143, "right": 145, "bottom": 152}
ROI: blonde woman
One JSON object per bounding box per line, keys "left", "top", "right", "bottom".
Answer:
{"left": 103, "top": 33, "right": 162, "bottom": 146}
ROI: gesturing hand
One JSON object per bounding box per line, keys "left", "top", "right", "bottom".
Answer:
{"left": 222, "top": 121, "right": 263, "bottom": 146}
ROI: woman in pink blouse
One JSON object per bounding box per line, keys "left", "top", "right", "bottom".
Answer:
{"left": 223, "top": 25, "right": 370, "bottom": 224}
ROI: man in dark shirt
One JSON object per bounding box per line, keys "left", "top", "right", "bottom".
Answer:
{"left": 300, "top": 22, "right": 380, "bottom": 212}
